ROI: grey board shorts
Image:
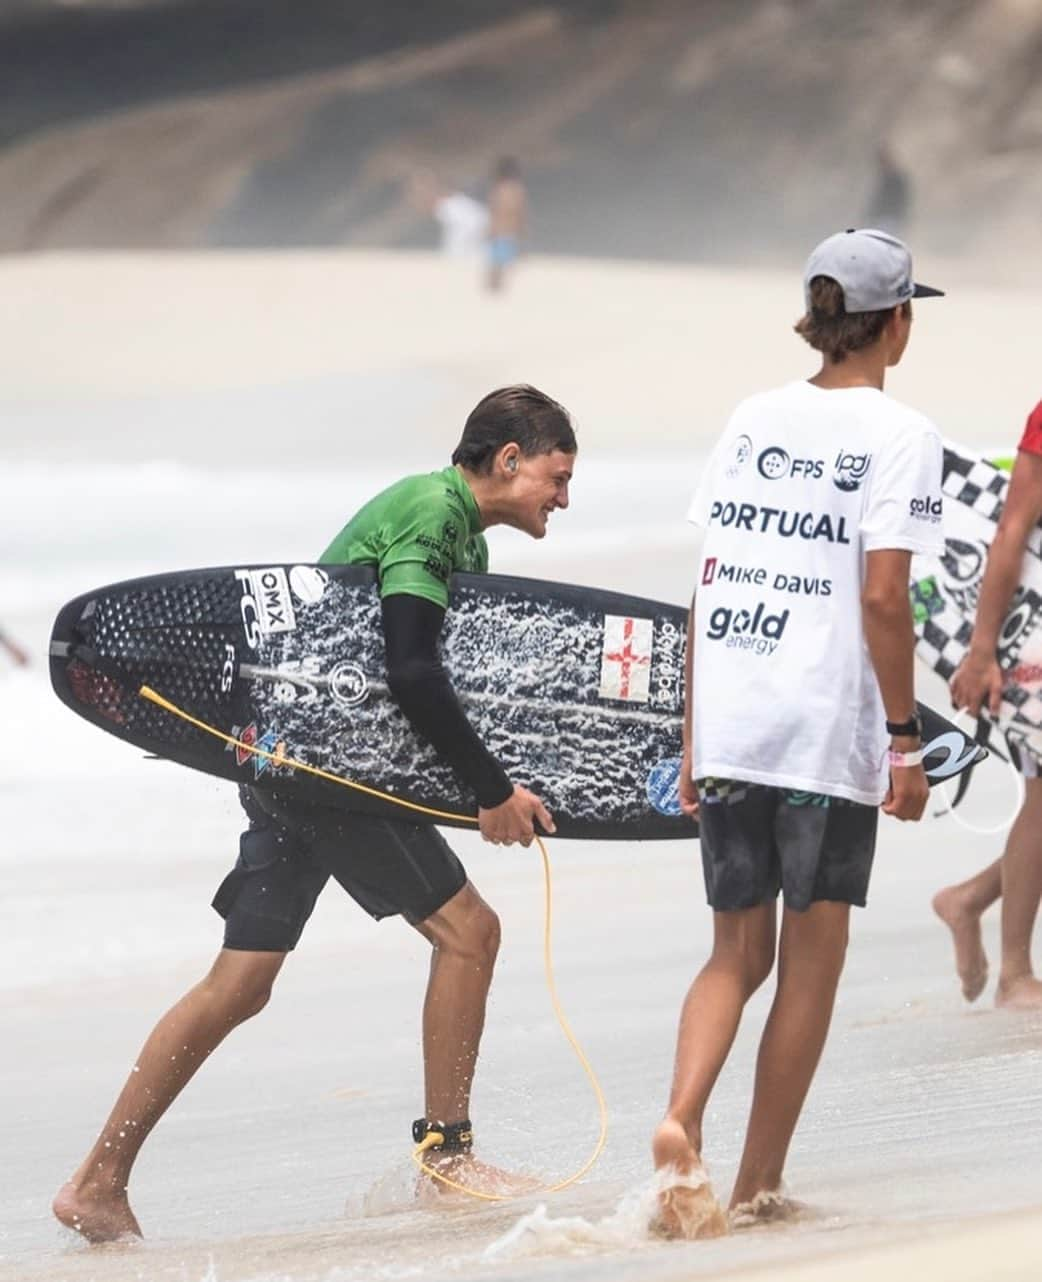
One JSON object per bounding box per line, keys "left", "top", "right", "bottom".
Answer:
{"left": 696, "top": 778, "right": 879, "bottom": 912}
{"left": 212, "top": 787, "right": 468, "bottom": 952}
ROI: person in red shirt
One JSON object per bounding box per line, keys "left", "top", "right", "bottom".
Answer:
{"left": 935, "top": 399, "right": 1042, "bottom": 1009}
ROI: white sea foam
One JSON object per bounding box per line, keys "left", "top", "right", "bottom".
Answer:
{"left": 484, "top": 1181, "right": 662, "bottom": 1259}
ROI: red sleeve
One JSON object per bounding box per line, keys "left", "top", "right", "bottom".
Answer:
{"left": 1017, "top": 401, "right": 1042, "bottom": 456}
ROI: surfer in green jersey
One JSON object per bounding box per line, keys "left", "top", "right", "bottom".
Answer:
{"left": 54, "top": 385, "right": 577, "bottom": 1242}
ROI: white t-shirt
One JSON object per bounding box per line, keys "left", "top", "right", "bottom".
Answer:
{"left": 434, "top": 194, "right": 489, "bottom": 257}
{"left": 688, "top": 380, "right": 944, "bottom": 804}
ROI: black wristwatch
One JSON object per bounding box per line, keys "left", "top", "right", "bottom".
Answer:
{"left": 886, "top": 713, "right": 923, "bottom": 738}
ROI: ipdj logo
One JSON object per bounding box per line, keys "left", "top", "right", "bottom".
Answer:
{"left": 757, "top": 446, "right": 823, "bottom": 481}
{"left": 833, "top": 450, "right": 871, "bottom": 492}
{"left": 705, "top": 601, "right": 789, "bottom": 656}
{"left": 726, "top": 434, "right": 753, "bottom": 478}
{"left": 910, "top": 495, "right": 943, "bottom": 523}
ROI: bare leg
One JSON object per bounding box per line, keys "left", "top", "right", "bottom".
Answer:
{"left": 997, "top": 777, "right": 1042, "bottom": 1008}
{"left": 411, "top": 882, "right": 532, "bottom": 1197}
{"left": 412, "top": 882, "right": 500, "bottom": 1123}
{"left": 729, "top": 901, "right": 848, "bottom": 1212}
{"left": 933, "top": 859, "right": 1000, "bottom": 1002}
{"left": 650, "top": 903, "right": 776, "bottom": 1239}
{"left": 53, "top": 948, "right": 285, "bottom": 1242}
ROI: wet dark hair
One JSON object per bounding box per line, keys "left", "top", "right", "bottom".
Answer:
{"left": 452, "top": 384, "right": 576, "bottom": 474}
{"left": 794, "top": 276, "right": 910, "bottom": 362}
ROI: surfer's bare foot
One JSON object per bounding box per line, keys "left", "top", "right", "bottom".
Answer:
{"left": 649, "top": 1119, "right": 727, "bottom": 1241}
{"left": 996, "top": 974, "right": 1042, "bottom": 1010}
{"left": 53, "top": 1180, "right": 142, "bottom": 1244}
{"left": 730, "top": 1188, "right": 809, "bottom": 1229}
{"left": 417, "top": 1152, "right": 540, "bottom": 1203}
{"left": 932, "top": 887, "right": 989, "bottom": 1002}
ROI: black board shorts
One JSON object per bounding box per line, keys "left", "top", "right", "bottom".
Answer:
{"left": 696, "top": 778, "right": 879, "bottom": 913}
{"left": 212, "top": 788, "right": 469, "bottom": 952}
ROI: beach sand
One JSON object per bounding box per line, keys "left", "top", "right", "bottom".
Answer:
{"left": 2, "top": 249, "right": 1041, "bottom": 1282}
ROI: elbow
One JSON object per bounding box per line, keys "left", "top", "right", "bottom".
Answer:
{"left": 384, "top": 661, "right": 425, "bottom": 702}
{"left": 386, "top": 656, "right": 439, "bottom": 703}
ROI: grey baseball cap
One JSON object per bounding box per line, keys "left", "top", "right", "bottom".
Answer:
{"left": 803, "top": 228, "right": 944, "bottom": 314}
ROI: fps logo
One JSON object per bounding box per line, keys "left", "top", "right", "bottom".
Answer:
{"left": 833, "top": 450, "right": 871, "bottom": 492}
{"left": 706, "top": 601, "right": 790, "bottom": 656}
{"left": 757, "top": 446, "right": 823, "bottom": 481}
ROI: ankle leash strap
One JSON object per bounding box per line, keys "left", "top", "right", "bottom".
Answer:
{"left": 411, "top": 1118, "right": 473, "bottom": 1154}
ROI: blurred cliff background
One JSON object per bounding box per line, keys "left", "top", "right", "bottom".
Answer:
{"left": 3, "top": 0, "right": 1040, "bottom": 263}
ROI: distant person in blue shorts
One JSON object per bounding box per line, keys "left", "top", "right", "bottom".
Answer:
{"left": 486, "top": 157, "right": 527, "bottom": 294}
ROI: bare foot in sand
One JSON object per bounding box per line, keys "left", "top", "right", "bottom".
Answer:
{"left": 417, "top": 1153, "right": 540, "bottom": 1203}
{"left": 649, "top": 1119, "right": 728, "bottom": 1241}
{"left": 932, "top": 886, "right": 989, "bottom": 1002}
{"left": 53, "top": 1180, "right": 142, "bottom": 1244}
{"left": 730, "top": 1188, "right": 810, "bottom": 1230}
{"left": 996, "top": 975, "right": 1042, "bottom": 1010}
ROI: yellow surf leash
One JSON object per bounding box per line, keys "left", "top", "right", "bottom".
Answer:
{"left": 139, "top": 684, "right": 608, "bottom": 1200}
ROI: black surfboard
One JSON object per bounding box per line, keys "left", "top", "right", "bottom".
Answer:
{"left": 49, "top": 564, "right": 985, "bottom": 839}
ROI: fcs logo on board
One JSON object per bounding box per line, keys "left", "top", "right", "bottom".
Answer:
{"left": 757, "top": 446, "right": 824, "bottom": 481}
{"left": 705, "top": 602, "right": 790, "bottom": 656}
{"left": 832, "top": 449, "right": 871, "bottom": 492}
{"left": 235, "top": 567, "right": 298, "bottom": 650}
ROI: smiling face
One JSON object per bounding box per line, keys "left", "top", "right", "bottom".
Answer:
{"left": 497, "top": 446, "right": 574, "bottom": 538}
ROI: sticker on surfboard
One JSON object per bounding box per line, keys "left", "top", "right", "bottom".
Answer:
{"left": 599, "top": 615, "right": 653, "bottom": 703}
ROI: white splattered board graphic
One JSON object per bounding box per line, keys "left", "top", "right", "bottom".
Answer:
{"left": 49, "top": 566, "right": 690, "bottom": 839}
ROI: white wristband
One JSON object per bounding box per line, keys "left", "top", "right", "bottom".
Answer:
{"left": 888, "top": 748, "right": 925, "bottom": 768}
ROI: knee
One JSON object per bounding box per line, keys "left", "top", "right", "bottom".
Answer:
{"left": 710, "top": 935, "right": 775, "bottom": 999}
{"left": 741, "top": 940, "right": 776, "bottom": 997}
{"left": 234, "top": 982, "right": 274, "bottom": 1022}
{"left": 201, "top": 962, "right": 278, "bottom": 1024}
{"left": 445, "top": 902, "right": 501, "bottom": 970}
{"left": 467, "top": 903, "right": 502, "bottom": 969}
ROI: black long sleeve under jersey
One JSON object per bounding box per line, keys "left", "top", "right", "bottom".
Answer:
{"left": 381, "top": 593, "right": 513, "bottom": 810}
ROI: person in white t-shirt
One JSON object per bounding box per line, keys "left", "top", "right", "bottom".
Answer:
{"left": 651, "top": 229, "right": 946, "bottom": 1238}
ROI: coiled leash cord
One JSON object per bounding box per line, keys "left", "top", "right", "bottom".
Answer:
{"left": 139, "top": 684, "right": 608, "bottom": 1201}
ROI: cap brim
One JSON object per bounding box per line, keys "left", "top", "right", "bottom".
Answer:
{"left": 912, "top": 282, "right": 945, "bottom": 298}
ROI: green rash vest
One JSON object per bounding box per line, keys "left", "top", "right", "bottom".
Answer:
{"left": 318, "top": 466, "right": 488, "bottom": 605}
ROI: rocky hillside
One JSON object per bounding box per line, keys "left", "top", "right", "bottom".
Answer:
{"left": 2, "top": 0, "right": 1040, "bottom": 262}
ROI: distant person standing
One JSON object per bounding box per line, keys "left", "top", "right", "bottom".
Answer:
{"left": 935, "top": 398, "right": 1042, "bottom": 1010}
{"left": 0, "top": 628, "right": 29, "bottom": 667}
{"left": 864, "top": 143, "right": 911, "bottom": 235}
{"left": 408, "top": 170, "right": 488, "bottom": 259}
{"left": 486, "top": 157, "right": 528, "bottom": 294}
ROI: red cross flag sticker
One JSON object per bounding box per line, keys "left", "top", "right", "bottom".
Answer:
{"left": 599, "top": 615, "right": 653, "bottom": 703}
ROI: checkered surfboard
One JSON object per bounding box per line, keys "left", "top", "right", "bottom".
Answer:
{"left": 911, "top": 445, "right": 1042, "bottom": 753}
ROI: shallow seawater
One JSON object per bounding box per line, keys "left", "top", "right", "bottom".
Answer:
{"left": 4, "top": 458, "right": 1042, "bottom": 1282}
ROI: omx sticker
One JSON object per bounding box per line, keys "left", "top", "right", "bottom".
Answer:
{"left": 235, "top": 567, "right": 297, "bottom": 648}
